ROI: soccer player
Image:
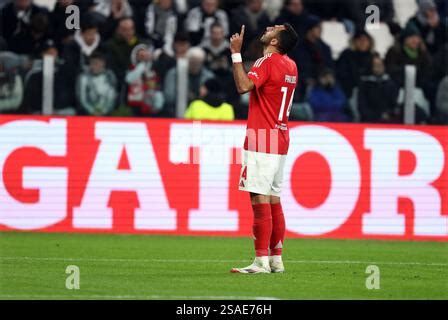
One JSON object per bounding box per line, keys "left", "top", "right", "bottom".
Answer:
{"left": 229, "top": 24, "right": 299, "bottom": 274}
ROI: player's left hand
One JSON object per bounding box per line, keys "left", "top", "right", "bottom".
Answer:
{"left": 230, "top": 25, "right": 245, "bottom": 54}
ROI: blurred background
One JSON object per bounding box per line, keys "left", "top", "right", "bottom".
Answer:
{"left": 0, "top": 0, "right": 447, "bottom": 124}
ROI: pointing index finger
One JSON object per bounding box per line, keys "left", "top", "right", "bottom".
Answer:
{"left": 240, "top": 25, "right": 245, "bottom": 37}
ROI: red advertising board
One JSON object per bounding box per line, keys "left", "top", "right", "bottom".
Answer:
{"left": 0, "top": 115, "right": 446, "bottom": 241}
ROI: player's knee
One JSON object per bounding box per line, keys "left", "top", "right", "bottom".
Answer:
{"left": 250, "top": 193, "right": 270, "bottom": 205}
{"left": 270, "top": 196, "right": 281, "bottom": 204}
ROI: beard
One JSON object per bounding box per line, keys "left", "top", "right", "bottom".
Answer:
{"left": 260, "top": 33, "right": 271, "bottom": 46}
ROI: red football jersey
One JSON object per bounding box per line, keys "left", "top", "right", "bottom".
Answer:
{"left": 245, "top": 52, "right": 298, "bottom": 155}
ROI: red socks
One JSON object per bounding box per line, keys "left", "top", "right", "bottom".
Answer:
{"left": 269, "top": 203, "right": 285, "bottom": 256}
{"left": 252, "top": 202, "right": 286, "bottom": 257}
{"left": 252, "top": 203, "right": 272, "bottom": 257}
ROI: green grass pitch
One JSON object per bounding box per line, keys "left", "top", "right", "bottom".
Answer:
{"left": 0, "top": 232, "right": 447, "bottom": 300}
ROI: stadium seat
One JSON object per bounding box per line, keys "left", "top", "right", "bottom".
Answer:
{"left": 393, "top": 0, "right": 418, "bottom": 27}
{"left": 321, "top": 21, "right": 350, "bottom": 60}
{"left": 366, "top": 23, "right": 395, "bottom": 58}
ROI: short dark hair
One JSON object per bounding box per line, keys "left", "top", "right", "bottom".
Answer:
{"left": 80, "top": 14, "right": 98, "bottom": 33}
{"left": 174, "top": 32, "right": 190, "bottom": 43}
{"left": 117, "top": 17, "right": 134, "bottom": 28}
{"left": 210, "top": 22, "right": 223, "bottom": 31}
{"left": 277, "top": 23, "right": 299, "bottom": 54}
{"left": 284, "top": 0, "right": 302, "bottom": 8}
{"left": 90, "top": 50, "right": 106, "bottom": 62}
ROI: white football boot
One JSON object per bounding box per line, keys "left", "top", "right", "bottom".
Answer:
{"left": 230, "top": 256, "right": 271, "bottom": 274}
{"left": 269, "top": 255, "right": 285, "bottom": 273}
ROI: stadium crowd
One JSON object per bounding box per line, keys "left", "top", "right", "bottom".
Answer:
{"left": 0, "top": 0, "right": 447, "bottom": 124}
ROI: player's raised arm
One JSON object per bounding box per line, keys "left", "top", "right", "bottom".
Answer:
{"left": 230, "top": 25, "right": 255, "bottom": 94}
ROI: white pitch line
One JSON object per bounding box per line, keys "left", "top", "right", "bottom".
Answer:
{"left": 0, "top": 256, "right": 447, "bottom": 267}
{"left": 0, "top": 294, "right": 279, "bottom": 300}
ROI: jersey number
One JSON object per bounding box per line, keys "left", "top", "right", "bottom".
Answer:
{"left": 241, "top": 166, "right": 247, "bottom": 180}
{"left": 278, "top": 87, "right": 295, "bottom": 122}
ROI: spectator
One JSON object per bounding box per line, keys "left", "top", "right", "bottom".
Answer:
{"left": 93, "top": 0, "right": 134, "bottom": 40}
{"left": 274, "top": 0, "right": 308, "bottom": 39}
{"left": 62, "top": 16, "right": 102, "bottom": 100}
{"left": 22, "top": 39, "right": 75, "bottom": 115}
{"left": 201, "top": 22, "right": 231, "bottom": 79}
{"left": 66, "top": 16, "right": 102, "bottom": 60}
{"left": 105, "top": 17, "right": 141, "bottom": 82}
{"left": 145, "top": 0, "right": 178, "bottom": 55}
{"left": 201, "top": 22, "right": 240, "bottom": 108}
{"left": 163, "top": 47, "right": 214, "bottom": 117}
{"left": 385, "top": 23, "right": 433, "bottom": 92}
{"left": 153, "top": 31, "right": 191, "bottom": 84}
{"left": 386, "top": 24, "right": 434, "bottom": 123}
{"left": 8, "top": 11, "right": 51, "bottom": 57}
{"left": 76, "top": 51, "right": 117, "bottom": 116}
{"left": 308, "top": 68, "right": 349, "bottom": 122}
{"left": 336, "top": 30, "right": 375, "bottom": 98}
{"left": 291, "top": 15, "right": 333, "bottom": 100}
{"left": 230, "top": 0, "right": 271, "bottom": 52}
{"left": 435, "top": 76, "right": 448, "bottom": 123}
{"left": 126, "top": 43, "right": 165, "bottom": 116}
{"left": 185, "top": 0, "right": 229, "bottom": 45}
{"left": 406, "top": 0, "right": 446, "bottom": 54}
{"left": 185, "top": 78, "right": 234, "bottom": 120}
{"left": 0, "top": 0, "right": 50, "bottom": 49}
{"left": 358, "top": 55, "right": 400, "bottom": 123}
{"left": 0, "top": 51, "right": 25, "bottom": 114}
